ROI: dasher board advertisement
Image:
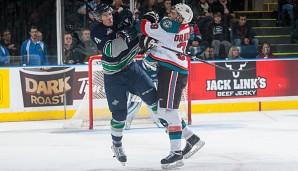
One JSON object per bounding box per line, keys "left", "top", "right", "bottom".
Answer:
{"left": 191, "top": 60, "right": 298, "bottom": 100}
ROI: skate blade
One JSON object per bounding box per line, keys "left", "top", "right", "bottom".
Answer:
{"left": 161, "top": 160, "right": 184, "bottom": 169}
{"left": 114, "top": 157, "right": 126, "bottom": 166}
{"left": 184, "top": 140, "right": 205, "bottom": 159}
{"left": 113, "top": 155, "right": 127, "bottom": 166}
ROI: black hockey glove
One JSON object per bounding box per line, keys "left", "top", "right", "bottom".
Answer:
{"left": 158, "top": 118, "right": 168, "bottom": 127}
{"left": 139, "top": 35, "right": 156, "bottom": 51}
{"left": 116, "top": 26, "right": 138, "bottom": 44}
{"left": 117, "top": 9, "right": 133, "bottom": 29}
{"left": 143, "top": 11, "right": 159, "bottom": 23}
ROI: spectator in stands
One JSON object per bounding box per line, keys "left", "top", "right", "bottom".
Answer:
{"left": 206, "top": 12, "right": 231, "bottom": 59}
{"left": 64, "top": 33, "right": 72, "bottom": 63}
{"left": 156, "top": 0, "right": 164, "bottom": 9}
{"left": 81, "top": 28, "right": 100, "bottom": 58}
{"left": 20, "top": 25, "right": 48, "bottom": 66}
{"left": 232, "top": 14, "right": 259, "bottom": 50}
{"left": 189, "top": 0, "right": 213, "bottom": 26}
{"left": 188, "top": 0, "right": 213, "bottom": 39}
{"left": 64, "top": 32, "right": 87, "bottom": 64}
{"left": 78, "top": 0, "right": 102, "bottom": 29}
{"left": 37, "top": 31, "right": 43, "bottom": 41}
{"left": 187, "top": 24, "right": 209, "bottom": 56}
{"left": 227, "top": 46, "right": 243, "bottom": 60}
{"left": 138, "top": 0, "right": 159, "bottom": 19}
{"left": 134, "top": 9, "right": 141, "bottom": 22}
{"left": 0, "top": 29, "right": 19, "bottom": 56}
{"left": 211, "top": 0, "right": 236, "bottom": 24}
{"left": 278, "top": 0, "right": 296, "bottom": 38}
{"left": 257, "top": 42, "right": 276, "bottom": 59}
{"left": 135, "top": 0, "right": 142, "bottom": 9}
{"left": 0, "top": 44, "right": 10, "bottom": 66}
{"left": 158, "top": 0, "right": 172, "bottom": 20}
{"left": 111, "top": 0, "right": 128, "bottom": 12}
{"left": 202, "top": 46, "right": 216, "bottom": 60}
{"left": 36, "top": 30, "right": 50, "bottom": 62}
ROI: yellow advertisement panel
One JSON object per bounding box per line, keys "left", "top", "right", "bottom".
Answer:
{"left": 0, "top": 69, "right": 10, "bottom": 108}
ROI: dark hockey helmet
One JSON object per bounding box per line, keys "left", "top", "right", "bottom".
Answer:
{"left": 92, "top": 3, "right": 113, "bottom": 22}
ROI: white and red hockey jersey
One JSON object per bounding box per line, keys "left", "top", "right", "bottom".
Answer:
{"left": 136, "top": 18, "right": 190, "bottom": 74}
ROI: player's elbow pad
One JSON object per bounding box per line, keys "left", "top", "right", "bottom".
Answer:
{"left": 103, "top": 38, "right": 128, "bottom": 57}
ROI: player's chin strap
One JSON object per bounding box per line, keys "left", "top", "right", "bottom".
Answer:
{"left": 151, "top": 42, "right": 256, "bottom": 72}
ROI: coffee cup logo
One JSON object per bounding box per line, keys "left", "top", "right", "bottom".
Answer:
{"left": 19, "top": 67, "right": 74, "bottom": 107}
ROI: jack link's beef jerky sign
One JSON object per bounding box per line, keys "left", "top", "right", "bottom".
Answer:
{"left": 207, "top": 61, "right": 267, "bottom": 97}
{"left": 19, "top": 67, "right": 74, "bottom": 107}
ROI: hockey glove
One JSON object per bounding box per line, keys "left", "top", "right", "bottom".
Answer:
{"left": 139, "top": 35, "right": 156, "bottom": 51}
{"left": 117, "top": 9, "right": 133, "bottom": 29}
{"left": 142, "top": 57, "right": 158, "bottom": 71}
{"left": 143, "top": 11, "right": 159, "bottom": 23}
{"left": 117, "top": 26, "right": 138, "bottom": 44}
{"left": 158, "top": 118, "right": 168, "bottom": 127}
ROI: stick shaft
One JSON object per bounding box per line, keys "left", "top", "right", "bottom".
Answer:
{"left": 151, "top": 42, "right": 255, "bottom": 72}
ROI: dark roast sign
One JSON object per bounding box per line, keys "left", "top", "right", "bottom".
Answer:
{"left": 19, "top": 67, "right": 74, "bottom": 107}
{"left": 206, "top": 61, "right": 267, "bottom": 97}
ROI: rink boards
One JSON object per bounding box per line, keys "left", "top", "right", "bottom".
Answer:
{"left": 1, "top": 58, "right": 298, "bottom": 122}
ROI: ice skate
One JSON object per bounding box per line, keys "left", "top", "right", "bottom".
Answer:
{"left": 182, "top": 134, "right": 205, "bottom": 159}
{"left": 161, "top": 151, "right": 184, "bottom": 169}
{"left": 111, "top": 142, "right": 127, "bottom": 166}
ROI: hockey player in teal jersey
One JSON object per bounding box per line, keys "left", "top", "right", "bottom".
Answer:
{"left": 136, "top": 3, "right": 205, "bottom": 169}
{"left": 90, "top": 4, "right": 158, "bottom": 165}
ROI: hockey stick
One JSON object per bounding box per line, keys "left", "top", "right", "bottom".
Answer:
{"left": 151, "top": 42, "right": 256, "bottom": 72}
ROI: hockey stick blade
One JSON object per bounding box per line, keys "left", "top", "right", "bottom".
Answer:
{"left": 151, "top": 42, "right": 256, "bottom": 72}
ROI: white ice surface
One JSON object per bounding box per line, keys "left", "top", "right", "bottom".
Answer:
{"left": 1, "top": 110, "right": 298, "bottom": 171}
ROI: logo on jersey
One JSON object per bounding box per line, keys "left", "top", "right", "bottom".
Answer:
{"left": 112, "top": 99, "right": 119, "bottom": 105}
{"left": 94, "top": 37, "right": 101, "bottom": 44}
{"left": 107, "top": 28, "right": 113, "bottom": 35}
{"left": 162, "top": 19, "right": 173, "bottom": 29}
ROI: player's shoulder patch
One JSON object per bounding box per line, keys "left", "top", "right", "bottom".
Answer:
{"left": 161, "top": 18, "right": 173, "bottom": 29}
{"left": 160, "top": 18, "right": 181, "bottom": 33}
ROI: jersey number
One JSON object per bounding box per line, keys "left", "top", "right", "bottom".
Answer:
{"left": 150, "top": 23, "right": 159, "bottom": 29}
{"left": 176, "top": 42, "right": 187, "bottom": 61}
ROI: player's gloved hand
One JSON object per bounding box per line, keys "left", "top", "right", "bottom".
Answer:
{"left": 117, "top": 26, "right": 138, "bottom": 43}
{"left": 142, "top": 57, "right": 157, "bottom": 71}
{"left": 139, "top": 35, "right": 156, "bottom": 51}
{"left": 117, "top": 9, "right": 133, "bottom": 29}
{"left": 143, "top": 11, "right": 159, "bottom": 23}
{"left": 158, "top": 118, "right": 168, "bottom": 127}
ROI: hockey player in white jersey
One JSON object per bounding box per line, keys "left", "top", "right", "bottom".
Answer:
{"left": 135, "top": 3, "right": 205, "bottom": 169}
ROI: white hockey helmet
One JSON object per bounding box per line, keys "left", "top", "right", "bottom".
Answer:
{"left": 173, "top": 3, "right": 193, "bottom": 24}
